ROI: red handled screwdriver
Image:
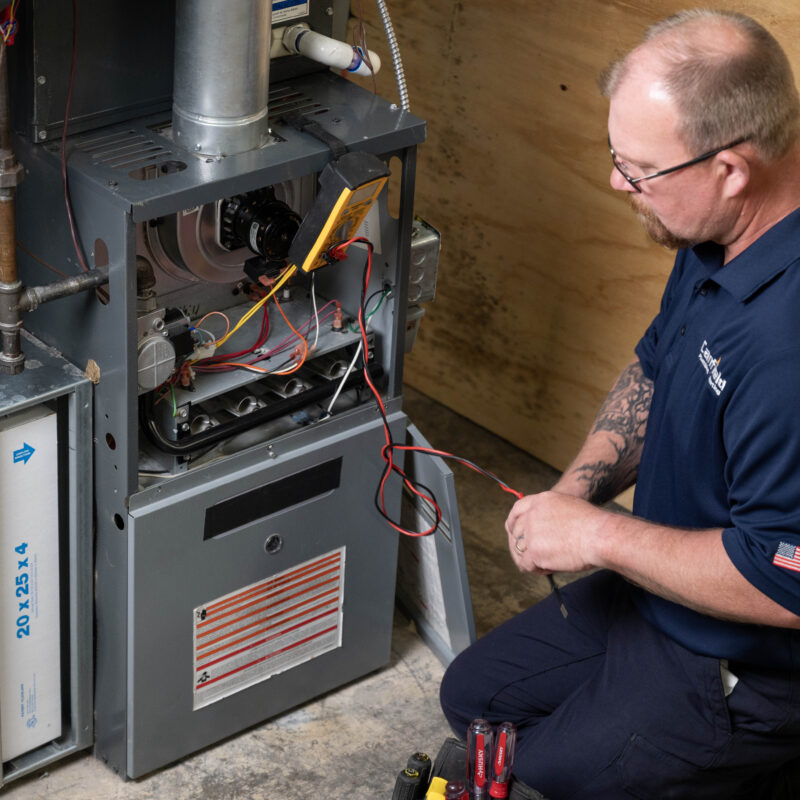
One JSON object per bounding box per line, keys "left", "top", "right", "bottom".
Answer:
{"left": 467, "top": 718, "right": 494, "bottom": 799}
{"left": 488, "top": 721, "right": 517, "bottom": 798}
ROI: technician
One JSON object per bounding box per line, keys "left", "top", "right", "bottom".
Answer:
{"left": 441, "top": 9, "right": 800, "bottom": 799}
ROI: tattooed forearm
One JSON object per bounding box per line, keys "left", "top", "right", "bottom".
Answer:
{"left": 571, "top": 361, "right": 654, "bottom": 504}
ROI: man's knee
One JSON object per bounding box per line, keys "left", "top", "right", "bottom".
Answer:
{"left": 439, "top": 648, "right": 478, "bottom": 735}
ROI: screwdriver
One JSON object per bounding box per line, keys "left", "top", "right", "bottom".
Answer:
{"left": 467, "top": 718, "right": 494, "bottom": 799}
{"left": 407, "top": 752, "right": 432, "bottom": 789}
{"left": 391, "top": 767, "right": 424, "bottom": 800}
{"left": 488, "top": 721, "right": 517, "bottom": 798}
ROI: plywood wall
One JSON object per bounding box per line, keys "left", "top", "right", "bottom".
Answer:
{"left": 349, "top": 2, "right": 800, "bottom": 483}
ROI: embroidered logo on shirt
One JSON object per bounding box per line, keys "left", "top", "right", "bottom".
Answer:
{"left": 773, "top": 541, "right": 800, "bottom": 573}
{"left": 698, "top": 340, "right": 727, "bottom": 396}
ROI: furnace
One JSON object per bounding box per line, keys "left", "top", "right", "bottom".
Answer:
{"left": 0, "top": 0, "right": 473, "bottom": 784}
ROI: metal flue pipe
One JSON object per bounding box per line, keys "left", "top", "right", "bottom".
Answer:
{"left": 172, "top": 0, "right": 272, "bottom": 157}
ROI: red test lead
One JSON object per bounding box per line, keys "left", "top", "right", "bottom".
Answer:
{"left": 467, "top": 718, "right": 494, "bottom": 799}
{"left": 489, "top": 721, "right": 518, "bottom": 798}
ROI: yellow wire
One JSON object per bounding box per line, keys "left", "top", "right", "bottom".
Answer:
{"left": 2, "top": 1, "right": 18, "bottom": 43}
{"left": 214, "top": 264, "right": 297, "bottom": 350}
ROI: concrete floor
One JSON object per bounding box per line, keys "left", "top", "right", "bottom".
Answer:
{"left": 1, "top": 386, "right": 562, "bottom": 799}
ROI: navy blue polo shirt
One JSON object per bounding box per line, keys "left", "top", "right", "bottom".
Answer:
{"left": 632, "top": 206, "right": 800, "bottom": 668}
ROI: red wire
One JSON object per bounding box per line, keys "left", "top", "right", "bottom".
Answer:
{"left": 335, "top": 237, "right": 523, "bottom": 538}
{"left": 193, "top": 303, "right": 271, "bottom": 372}
{"left": 384, "top": 444, "right": 525, "bottom": 500}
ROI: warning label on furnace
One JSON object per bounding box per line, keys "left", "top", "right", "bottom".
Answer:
{"left": 192, "top": 548, "right": 345, "bottom": 710}
{"left": 272, "top": 0, "right": 308, "bottom": 24}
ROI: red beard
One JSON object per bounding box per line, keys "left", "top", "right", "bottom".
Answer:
{"left": 628, "top": 195, "right": 693, "bottom": 250}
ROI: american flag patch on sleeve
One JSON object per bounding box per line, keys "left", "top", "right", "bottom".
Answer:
{"left": 773, "top": 542, "right": 800, "bottom": 573}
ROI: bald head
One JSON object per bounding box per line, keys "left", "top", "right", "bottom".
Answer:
{"left": 600, "top": 10, "right": 800, "bottom": 162}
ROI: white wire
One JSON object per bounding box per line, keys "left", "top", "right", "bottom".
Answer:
{"left": 193, "top": 327, "right": 217, "bottom": 344}
{"left": 325, "top": 341, "right": 363, "bottom": 415}
{"left": 310, "top": 273, "right": 320, "bottom": 352}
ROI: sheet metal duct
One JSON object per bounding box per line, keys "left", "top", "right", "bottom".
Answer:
{"left": 172, "top": 0, "right": 272, "bottom": 156}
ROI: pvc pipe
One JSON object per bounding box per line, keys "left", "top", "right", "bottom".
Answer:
{"left": 282, "top": 25, "right": 381, "bottom": 77}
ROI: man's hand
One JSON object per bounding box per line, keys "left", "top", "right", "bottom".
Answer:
{"left": 505, "top": 491, "right": 604, "bottom": 574}
{"left": 506, "top": 492, "right": 800, "bottom": 629}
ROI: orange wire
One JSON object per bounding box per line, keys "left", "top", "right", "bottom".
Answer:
{"left": 272, "top": 295, "right": 308, "bottom": 375}
{"left": 210, "top": 361, "right": 271, "bottom": 373}
{"left": 194, "top": 310, "right": 231, "bottom": 340}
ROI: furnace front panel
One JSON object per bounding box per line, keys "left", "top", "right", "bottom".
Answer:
{"left": 125, "top": 411, "right": 403, "bottom": 777}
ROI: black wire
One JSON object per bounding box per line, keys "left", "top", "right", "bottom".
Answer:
{"left": 365, "top": 373, "right": 442, "bottom": 531}
{"left": 383, "top": 445, "right": 521, "bottom": 496}
{"left": 342, "top": 238, "right": 519, "bottom": 534}
{"left": 364, "top": 286, "right": 386, "bottom": 309}
{"left": 341, "top": 238, "right": 444, "bottom": 536}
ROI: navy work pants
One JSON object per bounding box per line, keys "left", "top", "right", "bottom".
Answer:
{"left": 440, "top": 571, "right": 800, "bottom": 799}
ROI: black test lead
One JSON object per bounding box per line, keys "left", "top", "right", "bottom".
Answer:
{"left": 547, "top": 574, "right": 568, "bottom": 618}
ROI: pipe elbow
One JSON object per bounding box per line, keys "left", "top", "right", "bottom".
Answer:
{"left": 282, "top": 25, "right": 380, "bottom": 77}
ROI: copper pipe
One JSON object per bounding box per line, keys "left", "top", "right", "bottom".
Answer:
{"left": 0, "top": 41, "right": 25, "bottom": 375}
{"left": 0, "top": 193, "right": 17, "bottom": 284}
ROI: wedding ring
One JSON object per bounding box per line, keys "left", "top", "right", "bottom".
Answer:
{"left": 514, "top": 536, "right": 526, "bottom": 555}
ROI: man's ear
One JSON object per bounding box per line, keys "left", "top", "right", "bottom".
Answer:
{"left": 716, "top": 149, "right": 750, "bottom": 198}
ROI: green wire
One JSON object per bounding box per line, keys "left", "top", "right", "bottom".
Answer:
{"left": 348, "top": 288, "right": 390, "bottom": 333}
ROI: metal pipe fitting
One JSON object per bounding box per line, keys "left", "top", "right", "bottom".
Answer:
{"left": 17, "top": 268, "right": 110, "bottom": 313}
{"left": 0, "top": 278, "right": 23, "bottom": 374}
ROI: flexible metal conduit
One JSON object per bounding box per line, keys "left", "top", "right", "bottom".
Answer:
{"left": 376, "top": 0, "right": 409, "bottom": 111}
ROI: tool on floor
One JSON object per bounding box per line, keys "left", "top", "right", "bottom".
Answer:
{"left": 408, "top": 751, "right": 433, "bottom": 788}
{"left": 426, "top": 777, "right": 450, "bottom": 799}
{"left": 467, "top": 718, "right": 494, "bottom": 799}
{"left": 444, "top": 779, "right": 468, "bottom": 798}
{"left": 488, "top": 721, "right": 517, "bottom": 798}
{"left": 392, "top": 766, "right": 425, "bottom": 800}
{"left": 546, "top": 575, "right": 568, "bottom": 618}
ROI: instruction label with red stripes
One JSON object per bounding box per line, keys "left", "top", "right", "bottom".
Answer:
{"left": 193, "top": 548, "right": 345, "bottom": 710}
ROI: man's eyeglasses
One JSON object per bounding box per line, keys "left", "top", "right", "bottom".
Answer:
{"left": 608, "top": 135, "right": 749, "bottom": 192}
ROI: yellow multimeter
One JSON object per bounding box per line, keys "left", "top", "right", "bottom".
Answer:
{"left": 287, "top": 150, "right": 389, "bottom": 272}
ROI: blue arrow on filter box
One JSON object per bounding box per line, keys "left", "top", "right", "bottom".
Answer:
{"left": 13, "top": 442, "right": 35, "bottom": 464}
